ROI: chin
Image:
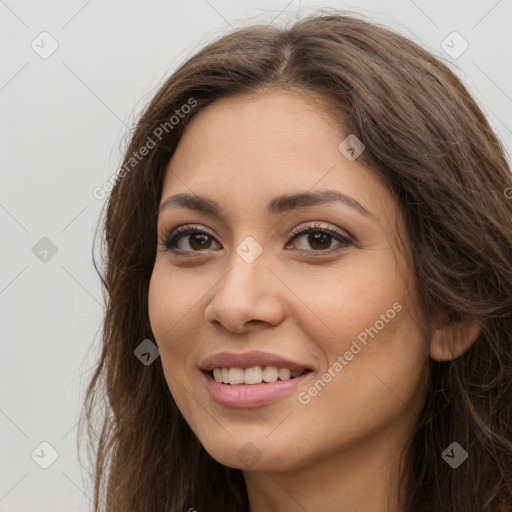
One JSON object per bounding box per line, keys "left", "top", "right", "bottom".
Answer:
{"left": 200, "top": 435, "right": 305, "bottom": 472}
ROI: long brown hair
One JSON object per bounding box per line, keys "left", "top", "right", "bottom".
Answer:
{"left": 80, "top": 10, "right": 512, "bottom": 511}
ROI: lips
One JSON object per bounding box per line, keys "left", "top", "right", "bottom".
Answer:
{"left": 199, "top": 350, "right": 313, "bottom": 373}
{"left": 202, "top": 368, "right": 313, "bottom": 407}
{"left": 198, "top": 351, "right": 315, "bottom": 407}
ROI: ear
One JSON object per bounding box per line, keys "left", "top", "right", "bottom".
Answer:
{"left": 429, "top": 318, "right": 485, "bottom": 362}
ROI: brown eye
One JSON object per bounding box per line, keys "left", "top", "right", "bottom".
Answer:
{"left": 163, "top": 226, "right": 221, "bottom": 252}
{"left": 287, "top": 224, "right": 352, "bottom": 253}
{"left": 161, "top": 223, "right": 352, "bottom": 255}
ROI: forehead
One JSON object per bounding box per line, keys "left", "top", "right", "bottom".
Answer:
{"left": 161, "top": 89, "right": 395, "bottom": 225}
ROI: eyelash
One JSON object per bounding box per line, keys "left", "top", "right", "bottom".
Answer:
{"left": 160, "top": 222, "right": 353, "bottom": 256}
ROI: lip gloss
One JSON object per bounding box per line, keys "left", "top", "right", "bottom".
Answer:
{"left": 202, "top": 370, "right": 312, "bottom": 408}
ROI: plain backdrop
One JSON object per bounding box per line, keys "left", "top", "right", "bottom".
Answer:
{"left": 1, "top": 1, "right": 511, "bottom": 510}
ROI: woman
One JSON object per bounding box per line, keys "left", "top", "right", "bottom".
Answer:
{"left": 81, "top": 10, "right": 512, "bottom": 512}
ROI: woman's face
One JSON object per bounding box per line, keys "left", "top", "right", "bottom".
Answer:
{"left": 148, "top": 89, "right": 431, "bottom": 473}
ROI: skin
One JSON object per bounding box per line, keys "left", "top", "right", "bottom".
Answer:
{"left": 148, "top": 88, "right": 479, "bottom": 512}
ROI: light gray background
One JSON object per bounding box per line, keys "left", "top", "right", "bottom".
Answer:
{"left": 1, "top": 1, "right": 511, "bottom": 510}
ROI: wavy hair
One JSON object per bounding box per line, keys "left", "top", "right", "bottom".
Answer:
{"left": 80, "top": 10, "right": 512, "bottom": 511}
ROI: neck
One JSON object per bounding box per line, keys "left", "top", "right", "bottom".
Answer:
{"left": 243, "top": 415, "right": 413, "bottom": 512}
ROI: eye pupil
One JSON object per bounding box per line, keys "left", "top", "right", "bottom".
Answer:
{"left": 189, "top": 233, "right": 211, "bottom": 250}
{"left": 309, "top": 232, "right": 331, "bottom": 250}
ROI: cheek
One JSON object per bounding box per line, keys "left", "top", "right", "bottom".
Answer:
{"left": 289, "top": 255, "right": 406, "bottom": 353}
{"left": 291, "top": 254, "right": 427, "bottom": 404}
{"left": 148, "top": 264, "right": 196, "bottom": 339}
{"left": 148, "top": 266, "right": 202, "bottom": 411}
{"left": 147, "top": 265, "right": 199, "bottom": 374}
{"left": 301, "top": 274, "right": 427, "bottom": 432}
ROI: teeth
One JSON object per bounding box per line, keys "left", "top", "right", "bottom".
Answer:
{"left": 278, "top": 368, "right": 291, "bottom": 380}
{"left": 213, "top": 368, "right": 222, "bottom": 382}
{"left": 262, "top": 366, "right": 278, "bottom": 382}
{"left": 244, "top": 366, "right": 263, "bottom": 384}
{"left": 211, "top": 365, "right": 307, "bottom": 385}
{"left": 228, "top": 367, "right": 244, "bottom": 385}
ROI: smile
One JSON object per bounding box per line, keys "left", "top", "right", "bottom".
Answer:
{"left": 202, "top": 368, "right": 313, "bottom": 407}
{"left": 199, "top": 350, "right": 314, "bottom": 407}
{"left": 211, "top": 365, "right": 310, "bottom": 385}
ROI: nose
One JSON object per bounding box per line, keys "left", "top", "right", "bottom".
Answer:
{"left": 203, "top": 250, "right": 285, "bottom": 334}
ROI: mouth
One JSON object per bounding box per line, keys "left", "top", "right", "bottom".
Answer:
{"left": 201, "top": 367, "right": 314, "bottom": 408}
{"left": 203, "top": 366, "right": 313, "bottom": 385}
{"left": 198, "top": 351, "right": 315, "bottom": 407}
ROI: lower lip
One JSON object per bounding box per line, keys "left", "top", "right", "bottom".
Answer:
{"left": 202, "top": 370, "right": 312, "bottom": 408}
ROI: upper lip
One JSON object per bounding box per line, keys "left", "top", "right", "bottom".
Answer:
{"left": 199, "top": 350, "right": 313, "bottom": 372}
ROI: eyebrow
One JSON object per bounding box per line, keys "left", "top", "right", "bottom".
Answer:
{"left": 159, "top": 190, "right": 376, "bottom": 220}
